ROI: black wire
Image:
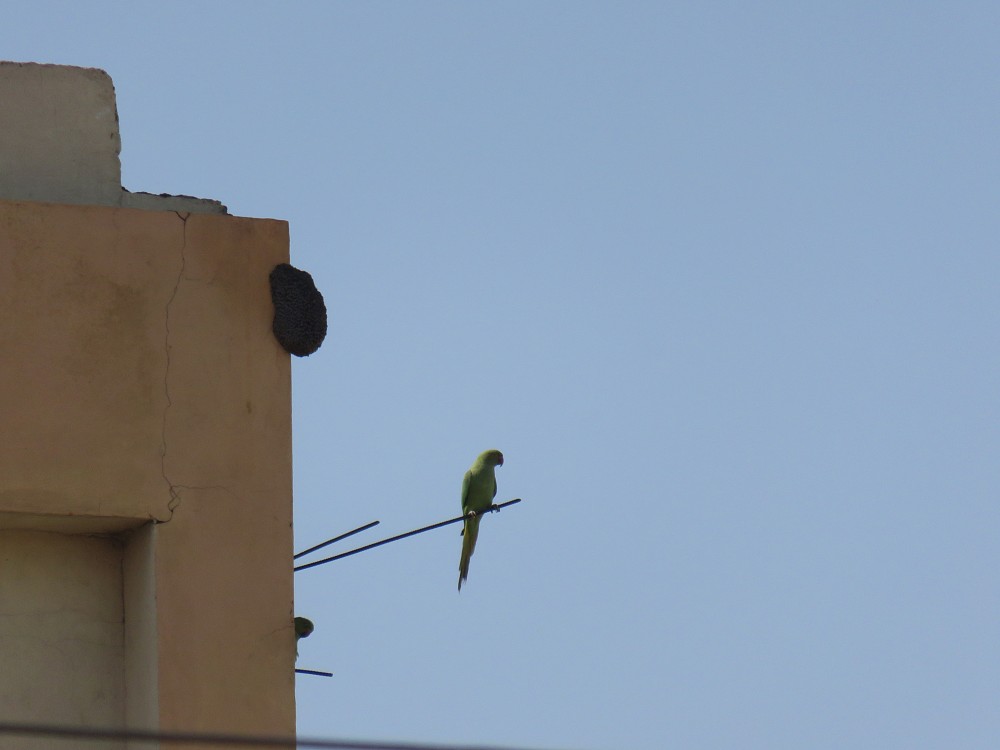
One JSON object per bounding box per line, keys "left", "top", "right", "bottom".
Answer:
{"left": 294, "top": 499, "right": 523, "bottom": 573}
{"left": 295, "top": 668, "right": 334, "bottom": 677}
{"left": 0, "top": 720, "right": 570, "bottom": 750}
{"left": 294, "top": 520, "right": 381, "bottom": 560}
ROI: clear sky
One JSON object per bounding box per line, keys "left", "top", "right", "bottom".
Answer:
{"left": 4, "top": 3, "right": 999, "bottom": 749}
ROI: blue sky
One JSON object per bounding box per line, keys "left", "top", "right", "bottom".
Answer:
{"left": 5, "top": 3, "right": 1000, "bottom": 749}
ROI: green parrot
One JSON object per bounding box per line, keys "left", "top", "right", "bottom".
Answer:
{"left": 294, "top": 616, "right": 314, "bottom": 657}
{"left": 458, "top": 449, "right": 504, "bottom": 591}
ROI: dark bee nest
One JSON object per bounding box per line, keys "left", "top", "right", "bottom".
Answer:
{"left": 269, "top": 263, "right": 327, "bottom": 357}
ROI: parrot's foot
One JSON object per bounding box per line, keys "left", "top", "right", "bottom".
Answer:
{"left": 490, "top": 503, "right": 500, "bottom": 513}
{"left": 466, "top": 510, "right": 477, "bottom": 519}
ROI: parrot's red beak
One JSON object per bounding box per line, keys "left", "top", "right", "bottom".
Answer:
{"left": 498, "top": 454, "right": 504, "bottom": 466}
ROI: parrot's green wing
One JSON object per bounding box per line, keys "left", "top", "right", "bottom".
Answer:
{"left": 460, "top": 470, "right": 472, "bottom": 516}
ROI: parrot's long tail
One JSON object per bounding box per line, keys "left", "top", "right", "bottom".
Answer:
{"left": 457, "top": 517, "right": 480, "bottom": 591}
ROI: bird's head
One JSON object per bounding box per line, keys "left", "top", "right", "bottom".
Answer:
{"left": 482, "top": 449, "right": 504, "bottom": 467}
{"left": 294, "top": 617, "right": 315, "bottom": 640}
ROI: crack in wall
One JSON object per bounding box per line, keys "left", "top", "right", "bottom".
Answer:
{"left": 158, "top": 212, "right": 242, "bottom": 520}
{"left": 158, "top": 211, "right": 190, "bottom": 522}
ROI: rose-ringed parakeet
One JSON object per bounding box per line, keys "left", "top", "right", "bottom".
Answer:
{"left": 458, "top": 449, "right": 504, "bottom": 591}
{"left": 294, "top": 616, "right": 314, "bottom": 657}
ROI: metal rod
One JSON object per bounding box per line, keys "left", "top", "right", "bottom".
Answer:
{"left": 294, "top": 499, "right": 522, "bottom": 573}
{"left": 294, "top": 520, "right": 381, "bottom": 560}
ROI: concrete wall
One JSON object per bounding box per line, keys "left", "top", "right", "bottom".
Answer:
{"left": 0, "top": 61, "right": 225, "bottom": 214}
{"left": 0, "top": 61, "right": 295, "bottom": 742}
{"left": 123, "top": 524, "right": 158, "bottom": 746}
{"left": 0, "top": 63, "right": 121, "bottom": 207}
{"left": 0, "top": 199, "right": 295, "bottom": 739}
{"left": 0, "top": 530, "right": 125, "bottom": 750}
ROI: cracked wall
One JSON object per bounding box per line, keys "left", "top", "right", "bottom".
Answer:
{"left": 0, "top": 199, "right": 294, "bottom": 737}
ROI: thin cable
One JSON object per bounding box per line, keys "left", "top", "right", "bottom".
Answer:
{"left": 295, "top": 668, "right": 334, "bottom": 677}
{"left": 294, "top": 499, "right": 523, "bottom": 573}
{"left": 295, "top": 520, "right": 381, "bottom": 560}
{"left": 0, "top": 720, "right": 568, "bottom": 750}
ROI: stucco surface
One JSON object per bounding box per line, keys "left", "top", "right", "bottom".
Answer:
{"left": 0, "top": 199, "right": 295, "bottom": 738}
{"left": 0, "top": 62, "right": 226, "bottom": 214}
{"left": 0, "top": 202, "right": 176, "bottom": 523}
{"left": 0, "top": 62, "right": 122, "bottom": 206}
{"left": 152, "top": 210, "right": 295, "bottom": 737}
{"left": 0, "top": 530, "right": 125, "bottom": 750}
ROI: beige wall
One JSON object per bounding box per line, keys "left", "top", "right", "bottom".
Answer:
{"left": 0, "top": 199, "right": 295, "bottom": 740}
{"left": 0, "top": 530, "right": 125, "bottom": 750}
{"left": 123, "top": 523, "right": 158, "bottom": 747}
